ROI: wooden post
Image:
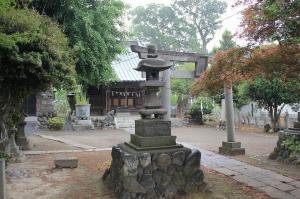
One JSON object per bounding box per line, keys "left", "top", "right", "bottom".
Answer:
{"left": 0, "top": 158, "right": 5, "bottom": 199}
{"left": 125, "top": 87, "right": 128, "bottom": 108}
{"left": 105, "top": 89, "right": 108, "bottom": 114}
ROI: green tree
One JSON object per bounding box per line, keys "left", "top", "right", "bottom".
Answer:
{"left": 247, "top": 76, "right": 300, "bottom": 132}
{"left": 0, "top": 5, "right": 75, "bottom": 152}
{"left": 210, "top": 30, "right": 237, "bottom": 55}
{"left": 131, "top": 4, "right": 198, "bottom": 51}
{"left": 173, "top": 0, "right": 227, "bottom": 52}
{"left": 131, "top": 0, "right": 227, "bottom": 52}
{"left": 28, "top": 0, "right": 127, "bottom": 87}
{"left": 233, "top": 82, "right": 251, "bottom": 109}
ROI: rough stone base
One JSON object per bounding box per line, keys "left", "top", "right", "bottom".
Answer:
{"left": 219, "top": 142, "right": 245, "bottom": 156}
{"left": 103, "top": 144, "right": 204, "bottom": 199}
{"left": 16, "top": 137, "right": 30, "bottom": 151}
{"left": 269, "top": 131, "right": 300, "bottom": 164}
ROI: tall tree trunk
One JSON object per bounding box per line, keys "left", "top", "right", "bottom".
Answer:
{"left": 268, "top": 104, "right": 285, "bottom": 132}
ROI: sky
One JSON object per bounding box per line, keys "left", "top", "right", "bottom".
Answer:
{"left": 122, "top": 0, "right": 245, "bottom": 51}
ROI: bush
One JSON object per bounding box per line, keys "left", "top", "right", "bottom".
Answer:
{"left": 189, "top": 97, "right": 214, "bottom": 124}
{"left": 48, "top": 117, "right": 65, "bottom": 130}
{"left": 189, "top": 97, "right": 213, "bottom": 115}
{"left": 54, "top": 89, "right": 69, "bottom": 116}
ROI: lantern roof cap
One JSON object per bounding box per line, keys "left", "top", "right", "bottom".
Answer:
{"left": 135, "top": 45, "right": 172, "bottom": 72}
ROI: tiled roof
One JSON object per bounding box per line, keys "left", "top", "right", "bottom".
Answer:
{"left": 112, "top": 50, "right": 145, "bottom": 82}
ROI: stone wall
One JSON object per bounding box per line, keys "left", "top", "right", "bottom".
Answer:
{"left": 103, "top": 145, "right": 205, "bottom": 199}
{"left": 36, "top": 91, "right": 56, "bottom": 128}
{"left": 269, "top": 131, "right": 300, "bottom": 164}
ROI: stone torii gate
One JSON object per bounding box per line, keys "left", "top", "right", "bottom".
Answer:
{"left": 131, "top": 45, "right": 209, "bottom": 120}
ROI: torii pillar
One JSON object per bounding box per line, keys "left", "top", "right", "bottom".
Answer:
{"left": 131, "top": 45, "right": 209, "bottom": 120}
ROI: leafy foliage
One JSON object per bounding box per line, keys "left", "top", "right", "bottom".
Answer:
{"left": 48, "top": 117, "right": 65, "bottom": 130}
{"left": 192, "top": 44, "right": 300, "bottom": 96}
{"left": 54, "top": 89, "right": 69, "bottom": 116}
{"left": 191, "top": 47, "right": 253, "bottom": 96}
{"left": 239, "top": 0, "right": 300, "bottom": 44}
{"left": 210, "top": 30, "right": 237, "bottom": 55}
{"left": 0, "top": 3, "right": 75, "bottom": 152}
{"left": 76, "top": 93, "right": 89, "bottom": 105}
{"left": 131, "top": 4, "right": 195, "bottom": 51}
{"left": 131, "top": 0, "right": 227, "bottom": 52}
{"left": 247, "top": 76, "right": 300, "bottom": 130}
{"left": 189, "top": 97, "right": 213, "bottom": 115}
{"left": 28, "top": 0, "right": 127, "bottom": 86}
{"left": 282, "top": 137, "right": 300, "bottom": 155}
{"left": 173, "top": 0, "right": 227, "bottom": 52}
{"left": 233, "top": 82, "right": 251, "bottom": 109}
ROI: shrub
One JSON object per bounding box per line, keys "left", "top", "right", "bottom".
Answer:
{"left": 189, "top": 97, "right": 214, "bottom": 124}
{"left": 189, "top": 97, "right": 213, "bottom": 115}
{"left": 282, "top": 136, "right": 300, "bottom": 154}
{"left": 48, "top": 117, "right": 65, "bottom": 130}
{"left": 54, "top": 89, "right": 69, "bottom": 116}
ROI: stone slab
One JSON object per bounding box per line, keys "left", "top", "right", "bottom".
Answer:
{"left": 294, "top": 122, "right": 300, "bottom": 129}
{"left": 214, "top": 167, "right": 240, "bottom": 176}
{"left": 130, "top": 134, "right": 176, "bottom": 148}
{"left": 290, "top": 189, "right": 300, "bottom": 198}
{"left": 54, "top": 157, "right": 78, "bottom": 168}
{"left": 253, "top": 176, "right": 296, "bottom": 192}
{"left": 233, "top": 174, "right": 266, "bottom": 188}
{"left": 219, "top": 146, "right": 245, "bottom": 156}
{"left": 135, "top": 119, "right": 171, "bottom": 137}
{"left": 222, "top": 141, "right": 241, "bottom": 148}
{"left": 73, "top": 124, "right": 94, "bottom": 131}
{"left": 125, "top": 142, "right": 183, "bottom": 151}
{"left": 289, "top": 181, "right": 300, "bottom": 189}
{"left": 258, "top": 186, "right": 296, "bottom": 199}
{"left": 0, "top": 159, "right": 6, "bottom": 199}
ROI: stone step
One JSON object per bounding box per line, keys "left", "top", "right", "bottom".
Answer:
{"left": 287, "top": 128, "right": 300, "bottom": 134}
{"left": 293, "top": 122, "right": 300, "bottom": 128}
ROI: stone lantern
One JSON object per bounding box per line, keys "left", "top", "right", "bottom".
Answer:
{"left": 126, "top": 45, "right": 181, "bottom": 150}
{"left": 103, "top": 46, "right": 204, "bottom": 199}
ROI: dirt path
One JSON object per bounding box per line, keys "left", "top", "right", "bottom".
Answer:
{"left": 6, "top": 152, "right": 272, "bottom": 199}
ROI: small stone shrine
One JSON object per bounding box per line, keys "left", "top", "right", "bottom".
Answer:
{"left": 103, "top": 46, "right": 204, "bottom": 199}
{"left": 269, "top": 112, "right": 300, "bottom": 164}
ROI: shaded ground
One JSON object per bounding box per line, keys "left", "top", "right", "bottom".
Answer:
{"left": 7, "top": 151, "right": 272, "bottom": 199}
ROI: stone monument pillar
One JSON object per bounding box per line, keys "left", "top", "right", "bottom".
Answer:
{"left": 0, "top": 158, "right": 5, "bottom": 199}
{"left": 103, "top": 46, "right": 204, "bottom": 199}
{"left": 219, "top": 83, "right": 245, "bottom": 155}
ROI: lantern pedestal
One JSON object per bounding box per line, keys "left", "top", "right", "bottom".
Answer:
{"left": 103, "top": 144, "right": 204, "bottom": 199}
